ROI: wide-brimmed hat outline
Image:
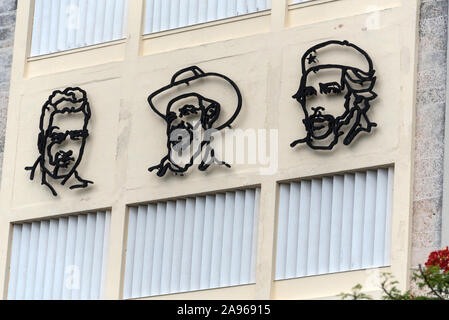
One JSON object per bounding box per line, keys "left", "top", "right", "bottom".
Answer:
{"left": 147, "top": 66, "right": 242, "bottom": 131}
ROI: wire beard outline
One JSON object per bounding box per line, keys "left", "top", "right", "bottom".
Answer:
{"left": 147, "top": 66, "right": 242, "bottom": 177}
{"left": 148, "top": 93, "right": 231, "bottom": 177}
{"left": 291, "top": 40, "right": 378, "bottom": 151}
{"left": 25, "top": 87, "right": 94, "bottom": 196}
{"left": 291, "top": 91, "right": 378, "bottom": 150}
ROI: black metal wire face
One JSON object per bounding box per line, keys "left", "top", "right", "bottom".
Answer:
{"left": 147, "top": 66, "right": 242, "bottom": 177}
{"left": 291, "top": 40, "right": 378, "bottom": 150}
{"left": 25, "top": 87, "right": 94, "bottom": 196}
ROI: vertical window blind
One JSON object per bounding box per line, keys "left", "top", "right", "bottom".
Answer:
{"left": 144, "top": 0, "right": 271, "bottom": 35}
{"left": 30, "top": 0, "right": 128, "bottom": 57}
{"left": 275, "top": 167, "right": 394, "bottom": 280}
{"left": 8, "top": 211, "right": 111, "bottom": 300}
{"left": 124, "top": 188, "right": 260, "bottom": 299}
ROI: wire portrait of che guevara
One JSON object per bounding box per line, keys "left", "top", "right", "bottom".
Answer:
{"left": 147, "top": 66, "right": 242, "bottom": 177}
{"left": 25, "top": 87, "right": 93, "bottom": 196}
{"left": 291, "top": 40, "right": 378, "bottom": 150}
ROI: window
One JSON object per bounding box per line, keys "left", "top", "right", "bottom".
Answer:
{"left": 123, "top": 188, "right": 260, "bottom": 299}
{"left": 8, "top": 211, "right": 111, "bottom": 300}
{"left": 275, "top": 168, "right": 394, "bottom": 280}
{"left": 143, "top": 0, "right": 271, "bottom": 35}
{"left": 30, "top": 0, "right": 128, "bottom": 57}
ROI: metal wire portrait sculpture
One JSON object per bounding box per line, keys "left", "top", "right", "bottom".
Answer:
{"left": 25, "top": 87, "right": 93, "bottom": 196}
{"left": 291, "top": 40, "right": 378, "bottom": 150}
{"left": 147, "top": 66, "right": 242, "bottom": 177}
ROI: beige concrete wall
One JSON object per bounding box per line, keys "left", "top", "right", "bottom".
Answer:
{"left": 0, "top": 0, "right": 420, "bottom": 299}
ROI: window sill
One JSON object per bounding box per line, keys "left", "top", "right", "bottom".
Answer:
{"left": 25, "top": 39, "right": 126, "bottom": 78}
{"left": 27, "top": 38, "right": 127, "bottom": 62}
{"left": 142, "top": 10, "right": 271, "bottom": 41}
{"left": 140, "top": 10, "right": 271, "bottom": 56}
{"left": 286, "top": 0, "right": 402, "bottom": 29}
{"left": 288, "top": 0, "right": 339, "bottom": 11}
{"left": 273, "top": 267, "right": 390, "bottom": 299}
{"left": 128, "top": 283, "right": 257, "bottom": 300}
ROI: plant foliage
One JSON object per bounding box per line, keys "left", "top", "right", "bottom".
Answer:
{"left": 340, "top": 247, "right": 449, "bottom": 300}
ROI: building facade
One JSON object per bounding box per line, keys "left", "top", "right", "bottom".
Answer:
{"left": 0, "top": 0, "right": 445, "bottom": 300}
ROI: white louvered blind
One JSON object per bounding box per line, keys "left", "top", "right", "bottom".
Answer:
{"left": 144, "top": 0, "right": 271, "bottom": 34}
{"left": 8, "top": 211, "right": 111, "bottom": 300}
{"left": 275, "top": 168, "right": 394, "bottom": 280}
{"left": 30, "top": 0, "right": 128, "bottom": 57}
{"left": 124, "top": 188, "right": 260, "bottom": 299}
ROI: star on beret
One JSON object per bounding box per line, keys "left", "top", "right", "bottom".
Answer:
{"left": 307, "top": 53, "right": 318, "bottom": 64}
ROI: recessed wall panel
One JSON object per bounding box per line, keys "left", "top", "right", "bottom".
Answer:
{"left": 275, "top": 168, "right": 394, "bottom": 280}
{"left": 124, "top": 188, "right": 260, "bottom": 299}
{"left": 7, "top": 211, "right": 111, "bottom": 300}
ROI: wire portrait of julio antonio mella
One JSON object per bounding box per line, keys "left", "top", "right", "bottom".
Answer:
{"left": 25, "top": 87, "right": 94, "bottom": 196}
